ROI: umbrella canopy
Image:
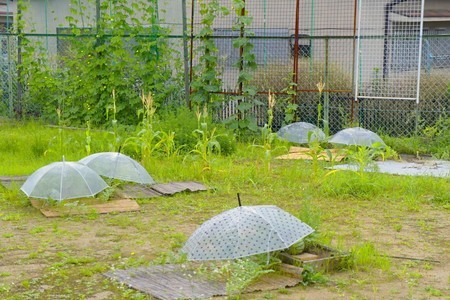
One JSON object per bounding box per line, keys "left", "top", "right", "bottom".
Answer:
{"left": 181, "top": 205, "right": 314, "bottom": 261}
{"left": 329, "top": 127, "right": 385, "bottom": 147}
{"left": 21, "top": 161, "right": 108, "bottom": 201}
{"left": 79, "top": 152, "right": 155, "bottom": 185}
{"left": 277, "top": 122, "right": 326, "bottom": 144}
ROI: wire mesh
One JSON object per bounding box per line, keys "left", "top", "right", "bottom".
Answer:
{"left": 0, "top": 0, "right": 448, "bottom": 137}
{"left": 356, "top": 0, "right": 424, "bottom": 101}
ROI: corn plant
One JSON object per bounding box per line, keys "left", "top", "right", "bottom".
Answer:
{"left": 188, "top": 106, "right": 221, "bottom": 171}
{"left": 124, "top": 92, "right": 161, "bottom": 160}
{"left": 252, "top": 92, "right": 284, "bottom": 172}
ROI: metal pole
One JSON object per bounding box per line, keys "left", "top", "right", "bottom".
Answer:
{"left": 6, "top": 1, "right": 13, "bottom": 117}
{"left": 188, "top": 0, "right": 195, "bottom": 109}
{"left": 95, "top": 0, "right": 101, "bottom": 47}
{"left": 351, "top": 0, "right": 358, "bottom": 122}
{"left": 292, "top": 0, "right": 300, "bottom": 100}
{"left": 96, "top": 0, "right": 101, "bottom": 34}
{"left": 238, "top": 0, "right": 246, "bottom": 95}
{"left": 323, "top": 38, "right": 329, "bottom": 135}
{"left": 354, "top": 0, "right": 363, "bottom": 126}
{"left": 44, "top": 0, "right": 49, "bottom": 50}
{"left": 415, "top": 0, "right": 425, "bottom": 135}
{"left": 182, "top": 0, "right": 190, "bottom": 107}
{"left": 354, "top": 0, "right": 362, "bottom": 103}
{"left": 17, "top": 1, "right": 23, "bottom": 118}
{"left": 415, "top": 0, "right": 425, "bottom": 106}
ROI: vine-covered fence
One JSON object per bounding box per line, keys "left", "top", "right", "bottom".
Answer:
{"left": 0, "top": 0, "right": 449, "bottom": 136}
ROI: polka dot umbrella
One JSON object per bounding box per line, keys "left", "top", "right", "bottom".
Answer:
{"left": 181, "top": 198, "right": 314, "bottom": 261}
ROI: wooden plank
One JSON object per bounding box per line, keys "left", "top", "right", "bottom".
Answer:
{"left": 277, "top": 264, "right": 304, "bottom": 279}
{"left": 278, "top": 246, "right": 349, "bottom": 273}
{"left": 117, "top": 184, "right": 164, "bottom": 199}
{"left": 104, "top": 264, "right": 302, "bottom": 300}
{"left": 30, "top": 198, "right": 140, "bottom": 218}
{"left": 245, "top": 272, "right": 301, "bottom": 292}
{"left": 175, "top": 181, "right": 209, "bottom": 192}
{"left": 276, "top": 147, "right": 346, "bottom": 162}
{"left": 0, "top": 175, "right": 28, "bottom": 189}
{"left": 119, "top": 182, "right": 209, "bottom": 198}
{"left": 151, "top": 181, "right": 209, "bottom": 196}
{"left": 105, "top": 265, "right": 226, "bottom": 300}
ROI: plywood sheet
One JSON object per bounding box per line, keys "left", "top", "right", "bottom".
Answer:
{"left": 117, "top": 184, "right": 164, "bottom": 199}
{"left": 151, "top": 181, "right": 209, "bottom": 195}
{"left": 277, "top": 147, "right": 346, "bottom": 162}
{"left": 119, "top": 181, "right": 209, "bottom": 198}
{"left": 30, "top": 198, "right": 140, "bottom": 218}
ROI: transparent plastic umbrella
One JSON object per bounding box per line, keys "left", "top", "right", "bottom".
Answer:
{"left": 181, "top": 203, "right": 314, "bottom": 261}
{"left": 329, "top": 127, "right": 385, "bottom": 147}
{"left": 79, "top": 152, "right": 155, "bottom": 185}
{"left": 277, "top": 122, "right": 326, "bottom": 144}
{"left": 20, "top": 160, "right": 109, "bottom": 201}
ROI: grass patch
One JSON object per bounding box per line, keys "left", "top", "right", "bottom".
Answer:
{"left": 0, "top": 121, "right": 448, "bottom": 299}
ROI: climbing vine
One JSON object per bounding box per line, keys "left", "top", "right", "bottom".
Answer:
{"left": 191, "top": 0, "right": 229, "bottom": 107}
{"left": 224, "top": 0, "right": 259, "bottom": 132}
{"left": 19, "top": 0, "right": 180, "bottom": 126}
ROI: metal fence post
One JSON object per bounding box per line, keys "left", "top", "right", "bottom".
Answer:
{"left": 17, "top": 2, "right": 23, "bottom": 118}
{"left": 182, "top": 0, "right": 190, "bottom": 108}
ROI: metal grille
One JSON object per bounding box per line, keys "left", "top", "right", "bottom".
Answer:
{"left": 355, "top": 0, "right": 425, "bottom": 101}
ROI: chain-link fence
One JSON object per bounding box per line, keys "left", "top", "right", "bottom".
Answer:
{"left": 0, "top": 0, "right": 449, "bottom": 136}
{"left": 190, "top": 0, "right": 448, "bottom": 136}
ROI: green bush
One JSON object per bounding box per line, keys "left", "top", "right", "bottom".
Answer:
{"left": 20, "top": 0, "right": 181, "bottom": 126}
{"left": 156, "top": 107, "right": 237, "bottom": 155}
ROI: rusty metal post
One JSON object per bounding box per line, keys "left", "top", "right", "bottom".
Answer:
{"left": 238, "top": 0, "right": 246, "bottom": 95}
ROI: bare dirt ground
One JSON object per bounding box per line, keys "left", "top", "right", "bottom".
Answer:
{"left": 1, "top": 190, "right": 449, "bottom": 300}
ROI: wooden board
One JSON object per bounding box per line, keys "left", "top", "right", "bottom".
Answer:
{"left": 117, "top": 185, "right": 164, "bottom": 199}
{"left": 30, "top": 198, "right": 140, "bottom": 218}
{"left": 104, "top": 264, "right": 301, "bottom": 300}
{"left": 151, "top": 181, "right": 209, "bottom": 195}
{"left": 278, "top": 244, "right": 349, "bottom": 273}
{"left": 276, "top": 147, "right": 346, "bottom": 162}
{"left": 119, "top": 181, "right": 209, "bottom": 198}
{"left": 0, "top": 175, "right": 28, "bottom": 189}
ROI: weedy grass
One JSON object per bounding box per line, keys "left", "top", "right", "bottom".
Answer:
{"left": 0, "top": 121, "right": 448, "bottom": 299}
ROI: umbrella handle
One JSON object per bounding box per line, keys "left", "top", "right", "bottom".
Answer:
{"left": 237, "top": 193, "right": 241, "bottom": 207}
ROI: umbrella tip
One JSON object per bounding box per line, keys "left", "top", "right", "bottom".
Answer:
{"left": 237, "top": 193, "right": 241, "bottom": 207}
